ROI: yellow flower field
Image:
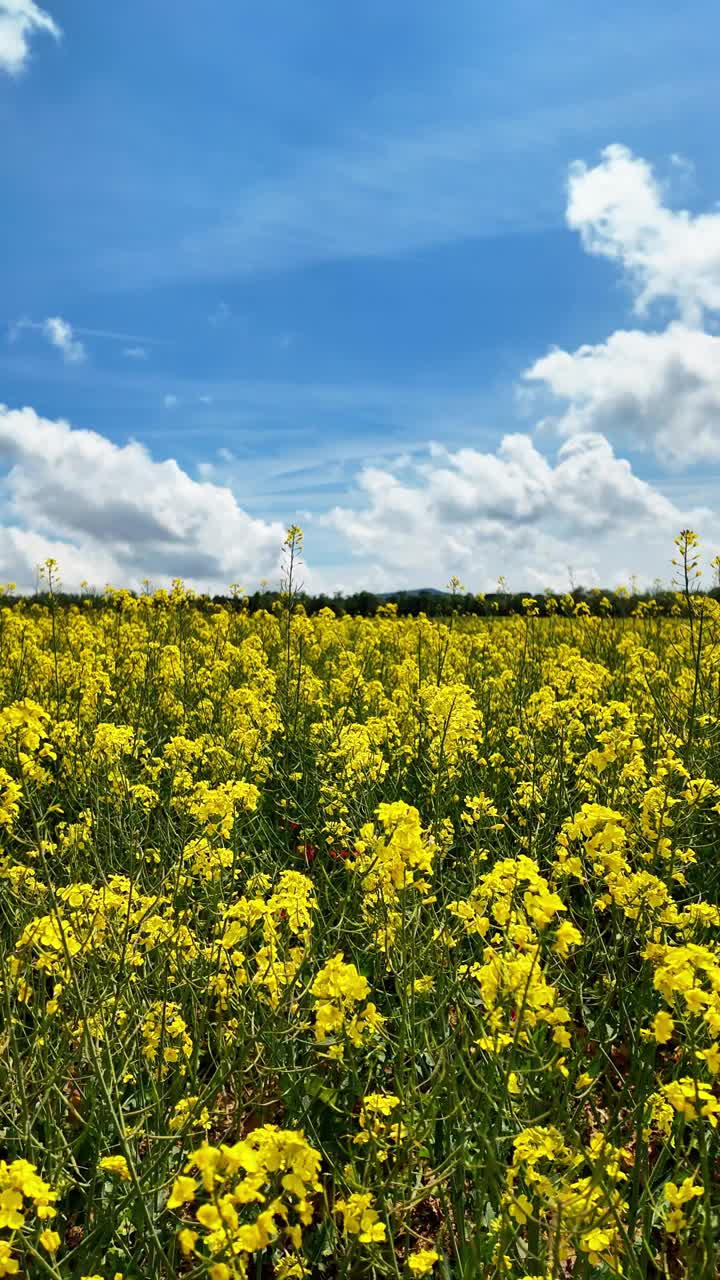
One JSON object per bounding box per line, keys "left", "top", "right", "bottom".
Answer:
{"left": 1, "top": 531, "right": 720, "bottom": 1278}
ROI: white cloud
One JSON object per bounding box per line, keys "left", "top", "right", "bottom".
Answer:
{"left": 163, "top": 394, "right": 179, "bottom": 409}
{"left": 0, "top": 0, "right": 59, "bottom": 75}
{"left": 525, "top": 323, "right": 720, "bottom": 466}
{"left": 9, "top": 319, "right": 161, "bottom": 357}
{"left": 323, "top": 433, "right": 709, "bottom": 592}
{"left": 521, "top": 147, "right": 720, "bottom": 467}
{"left": 0, "top": 405, "right": 285, "bottom": 592}
{"left": 43, "top": 316, "right": 86, "bottom": 364}
{"left": 567, "top": 143, "right": 720, "bottom": 325}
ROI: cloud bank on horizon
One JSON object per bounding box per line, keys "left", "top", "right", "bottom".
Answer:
{"left": 1, "top": 7, "right": 719, "bottom": 594}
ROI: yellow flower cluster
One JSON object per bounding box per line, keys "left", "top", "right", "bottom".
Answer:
{"left": 352, "top": 801, "right": 436, "bottom": 952}
{"left": 141, "top": 1001, "right": 193, "bottom": 1076}
{"left": 501, "top": 1129, "right": 631, "bottom": 1269}
{"left": 311, "top": 953, "right": 385, "bottom": 1058}
{"left": 353, "top": 1093, "right": 407, "bottom": 1161}
{"left": 167, "top": 1126, "right": 321, "bottom": 1274}
{"left": 0, "top": 1160, "right": 58, "bottom": 1276}
{"left": 209, "top": 869, "right": 317, "bottom": 1009}
{"left": 334, "top": 1190, "right": 386, "bottom": 1243}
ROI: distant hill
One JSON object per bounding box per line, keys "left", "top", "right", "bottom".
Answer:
{"left": 377, "top": 587, "right": 448, "bottom": 599}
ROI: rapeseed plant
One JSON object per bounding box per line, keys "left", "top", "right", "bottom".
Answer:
{"left": 0, "top": 533, "right": 719, "bottom": 1276}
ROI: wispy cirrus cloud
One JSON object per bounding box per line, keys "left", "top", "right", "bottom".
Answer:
{"left": 43, "top": 316, "right": 86, "bottom": 364}
{"left": 97, "top": 80, "right": 713, "bottom": 290}
{"left": 7, "top": 318, "right": 164, "bottom": 363}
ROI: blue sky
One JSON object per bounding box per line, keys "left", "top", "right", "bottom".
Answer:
{"left": 2, "top": 0, "right": 720, "bottom": 593}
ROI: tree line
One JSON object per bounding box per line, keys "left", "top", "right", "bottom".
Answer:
{"left": 5, "top": 584, "right": 719, "bottom": 618}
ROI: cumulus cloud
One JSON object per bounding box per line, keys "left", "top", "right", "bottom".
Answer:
{"left": 567, "top": 143, "right": 720, "bottom": 325}
{"left": 323, "top": 433, "right": 707, "bottom": 592}
{"left": 525, "top": 323, "right": 720, "bottom": 465}
{"left": 0, "top": 403, "right": 711, "bottom": 597}
{"left": 0, "top": 0, "right": 59, "bottom": 75}
{"left": 43, "top": 316, "right": 86, "bottom": 364}
{"left": 0, "top": 405, "right": 285, "bottom": 592}
{"left": 520, "top": 146, "right": 720, "bottom": 467}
